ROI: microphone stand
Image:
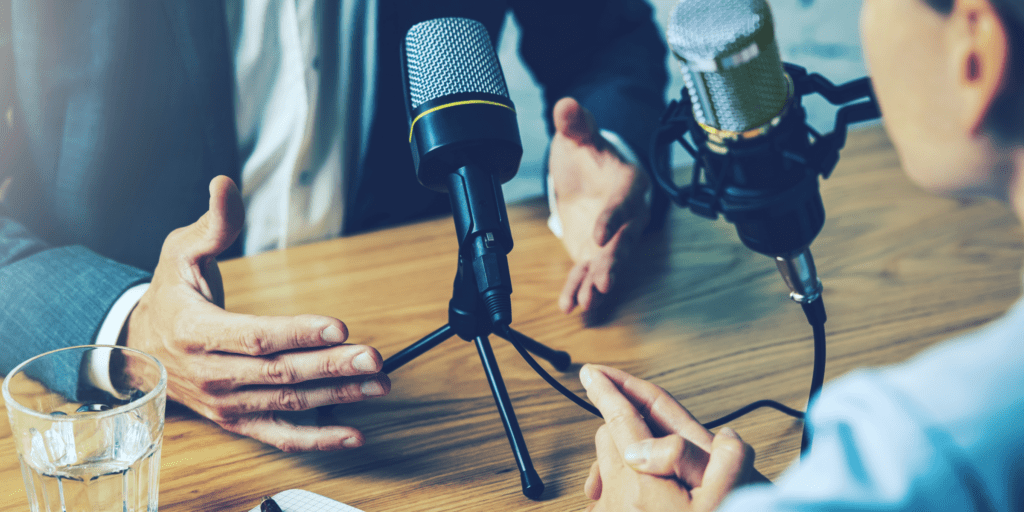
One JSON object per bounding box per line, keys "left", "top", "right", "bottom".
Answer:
{"left": 382, "top": 248, "right": 572, "bottom": 501}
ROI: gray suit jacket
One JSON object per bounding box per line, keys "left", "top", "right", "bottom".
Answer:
{"left": 0, "top": 0, "right": 668, "bottom": 374}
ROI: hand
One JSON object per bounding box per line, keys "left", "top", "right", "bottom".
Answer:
{"left": 123, "top": 176, "right": 390, "bottom": 452}
{"left": 549, "top": 97, "right": 651, "bottom": 314}
{"left": 580, "top": 364, "right": 757, "bottom": 511}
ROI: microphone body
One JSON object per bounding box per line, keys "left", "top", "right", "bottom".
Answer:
{"left": 402, "top": 17, "right": 522, "bottom": 326}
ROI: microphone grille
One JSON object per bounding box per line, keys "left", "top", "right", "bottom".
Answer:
{"left": 404, "top": 18, "right": 510, "bottom": 110}
{"left": 667, "top": 0, "right": 789, "bottom": 132}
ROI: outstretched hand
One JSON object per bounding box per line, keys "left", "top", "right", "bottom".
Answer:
{"left": 549, "top": 98, "right": 651, "bottom": 314}
{"left": 123, "top": 176, "right": 390, "bottom": 452}
{"left": 580, "top": 364, "right": 759, "bottom": 511}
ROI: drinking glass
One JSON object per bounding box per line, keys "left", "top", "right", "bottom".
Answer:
{"left": 3, "top": 345, "right": 167, "bottom": 512}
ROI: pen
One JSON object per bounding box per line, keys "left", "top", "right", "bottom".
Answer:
{"left": 261, "top": 496, "right": 283, "bottom": 512}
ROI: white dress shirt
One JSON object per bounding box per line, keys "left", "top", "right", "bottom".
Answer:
{"left": 92, "top": 1, "right": 641, "bottom": 356}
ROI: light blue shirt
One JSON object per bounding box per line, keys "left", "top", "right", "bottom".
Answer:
{"left": 721, "top": 295, "right": 1024, "bottom": 511}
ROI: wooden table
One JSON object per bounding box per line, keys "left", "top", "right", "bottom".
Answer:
{"left": 2, "top": 125, "right": 1021, "bottom": 511}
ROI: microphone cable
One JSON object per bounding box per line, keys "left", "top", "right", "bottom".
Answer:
{"left": 497, "top": 295, "right": 826, "bottom": 455}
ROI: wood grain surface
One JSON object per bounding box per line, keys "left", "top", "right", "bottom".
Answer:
{"left": 1, "top": 125, "right": 1021, "bottom": 511}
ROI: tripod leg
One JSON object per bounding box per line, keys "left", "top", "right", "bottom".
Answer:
{"left": 501, "top": 328, "right": 571, "bottom": 371}
{"left": 474, "top": 335, "right": 545, "bottom": 500}
{"left": 383, "top": 324, "right": 456, "bottom": 374}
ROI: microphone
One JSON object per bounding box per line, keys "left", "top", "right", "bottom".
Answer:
{"left": 668, "top": 0, "right": 821, "bottom": 303}
{"left": 654, "top": 0, "right": 880, "bottom": 452}
{"left": 401, "top": 17, "right": 523, "bottom": 327}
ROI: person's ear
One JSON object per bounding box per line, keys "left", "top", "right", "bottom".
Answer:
{"left": 949, "top": 0, "right": 1010, "bottom": 136}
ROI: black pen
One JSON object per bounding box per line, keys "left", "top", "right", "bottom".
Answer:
{"left": 260, "top": 496, "right": 283, "bottom": 512}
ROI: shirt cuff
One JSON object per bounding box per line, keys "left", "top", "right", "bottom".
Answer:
{"left": 88, "top": 282, "right": 150, "bottom": 396}
{"left": 546, "top": 129, "right": 652, "bottom": 239}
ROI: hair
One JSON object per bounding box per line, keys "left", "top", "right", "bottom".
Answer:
{"left": 923, "top": 0, "right": 1024, "bottom": 144}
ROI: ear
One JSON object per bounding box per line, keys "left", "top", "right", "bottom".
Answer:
{"left": 950, "top": 0, "right": 1010, "bottom": 136}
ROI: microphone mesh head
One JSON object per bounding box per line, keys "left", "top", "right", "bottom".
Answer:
{"left": 667, "top": 0, "right": 789, "bottom": 132}
{"left": 404, "top": 18, "right": 510, "bottom": 110}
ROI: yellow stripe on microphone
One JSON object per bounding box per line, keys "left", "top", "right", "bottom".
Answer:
{"left": 409, "top": 100, "right": 516, "bottom": 143}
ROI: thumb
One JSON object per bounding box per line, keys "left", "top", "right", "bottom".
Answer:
{"left": 623, "top": 435, "right": 709, "bottom": 490}
{"left": 695, "top": 427, "right": 754, "bottom": 510}
{"left": 178, "top": 176, "right": 245, "bottom": 261}
{"left": 553, "top": 97, "right": 600, "bottom": 147}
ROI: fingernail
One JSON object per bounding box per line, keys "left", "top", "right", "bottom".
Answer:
{"left": 322, "top": 325, "right": 344, "bottom": 343}
{"left": 580, "top": 365, "right": 593, "bottom": 386}
{"left": 361, "top": 379, "right": 386, "bottom": 397}
{"left": 623, "top": 441, "right": 649, "bottom": 465}
{"left": 343, "top": 437, "right": 362, "bottom": 448}
{"left": 353, "top": 352, "right": 378, "bottom": 372}
{"left": 718, "top": 427, "right": 739, "bottom": 439}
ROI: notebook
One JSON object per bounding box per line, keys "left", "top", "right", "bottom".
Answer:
{"left": 246, "top": 489, "right": 366, "bottom": 512}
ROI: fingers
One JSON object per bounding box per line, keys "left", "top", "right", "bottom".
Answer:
{"left": 694, "top": 427, "right": 755, "bottom": 511}
{"left": 558, "top": 236, "right": 618, "bottom": 315}
{"left": 581, "top": 364, "right": 653, "bottom": 450}
{"left": 553, "top": 97, "right": 599, "bottom": 147}
{"left": 584, "top": 460, "right": 603, "bottom": 500}
{"left": 195, "top": 312, "right": 350, "bottom": 356}
{"left": 587, "top": 227, "right": 625, "bottom": 295}
{"left": 588, "top": 364, "right": 714, "bottom": 451}
{"left": 559, "top": 261, "right": 589, "bottom": 313}
{"left": 592, "top": 191, "right": 631, "bottom": 247}
{"left": 623, "top": 435, "right": 709, "bottom": 490}
{"left": 222, "top": 342, "right": 384, "bottom": 388}
{"left": 168, "top": 176, "right": 245, "bottom": 262}
{"left": 221, "top": 412, "right": 367, "bottom": 452}
{"left": 208, "top": 374, "right": 391, "bottom": 418}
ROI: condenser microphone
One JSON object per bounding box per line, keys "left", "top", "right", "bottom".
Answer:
{"left": 652, "top": 0, "right": 880, "bottom": 454}
{"left": 666, "top": 0, "right": 824, "bottom": 303}
{"left": 401, "top": 17, "right": 523, "bottom": 326}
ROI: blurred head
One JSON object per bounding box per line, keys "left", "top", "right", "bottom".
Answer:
{"left": 860, "top": 0, "right": 1024, "bottom": 200}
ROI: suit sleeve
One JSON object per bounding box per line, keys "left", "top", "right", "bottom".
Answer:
{"left": 509, "top": 0, "right": 668, "bottom": 165}
{"left": 0, "top": 4, "right": 150, "bottom": 376}
{"left": 0, "top": 219, "right": 150, "bottom": 376}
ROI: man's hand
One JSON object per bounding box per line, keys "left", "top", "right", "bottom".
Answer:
{"left": 549, "top": 97, "right": 651, "bottom": 314}
{"left": 124, "top": 176, "right": 390, "bottom": 452}
{"left": 580, "top": 364, "right": 757, "bottom": 511}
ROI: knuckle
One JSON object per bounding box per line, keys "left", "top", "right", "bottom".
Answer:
{"left": 276, "top": 439, "right": 304, "bottom": 453}
{"left": 667, "top": 434, "right": 687, "bottom": 457}
{"left": 263, "top": 357, "right": 298, "bottom": 385}
{"left": 606, "top": 409, "right": 644, "bottom": 429}
{"left": 319, "top": 355, "right": 345, "bottom": 378}
{"left": 275, "top": 387, "right": 308, "bottom": 411}
{"left": 239, "top": 329, "right": 270, "bottom": 356}
{"left": 329, "top": 383, "right": 363, "bottom": 403}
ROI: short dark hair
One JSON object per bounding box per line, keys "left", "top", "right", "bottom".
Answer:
{"left": 922, "top": 0, "right": 1023, "bottom": 144}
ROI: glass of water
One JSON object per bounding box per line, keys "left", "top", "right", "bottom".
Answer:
{"left": 3, "top": 345, "right": 167, "bottom": 512}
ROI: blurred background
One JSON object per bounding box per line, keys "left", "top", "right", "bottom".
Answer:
{"left": 499, "top": 0, "right": 868, "bottom": 203}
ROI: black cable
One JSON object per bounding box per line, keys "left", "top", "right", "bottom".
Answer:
{"left": 697, "top": 296, "right": 827, "bottom": 456}
{"left": 496, "top": 326, "right": 603, "bottom": 419}
{"left": 504, "top": 297, "right": 827, "bottom": 457}
{"left": 701, "top": 399, "right": 805, "bottom": 430}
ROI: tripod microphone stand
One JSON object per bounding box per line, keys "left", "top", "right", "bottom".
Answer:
{"left": 382, "top": 248, "right": 573, "bottom": 501}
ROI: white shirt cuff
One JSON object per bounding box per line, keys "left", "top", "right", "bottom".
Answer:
{"left": 88, "top": 283, "right": 150, "bottom": 396}
{"left": 546, "top": 129, "right": 651, "bottom": 239}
